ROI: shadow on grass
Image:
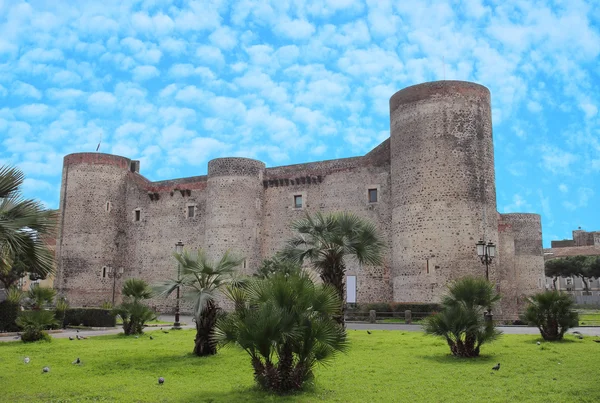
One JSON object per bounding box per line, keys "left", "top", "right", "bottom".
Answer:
{"left": 173, "top": 383, "right": 320, "bottom": 403}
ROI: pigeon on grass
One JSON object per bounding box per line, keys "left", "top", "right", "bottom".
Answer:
{"left": 492, "top": 363, "right": 500, "bottom": 371}
{"left": 24, "top": 357, "right": 30, "bottom": 364}
{"left": 42, "top": 366, "right": 50, "bottom": 373}
{"left": 158, "top": 377, "right": 165, "bottom": 385}
{"left": 72, "top": 358, "right": 81, "bottom": 365}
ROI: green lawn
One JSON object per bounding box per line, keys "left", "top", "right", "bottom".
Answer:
{"left": 578, "top": 312, "right": 600, "bottom": 325}
{"left": 1, "top": 330, "right": 599, "bottom": 402}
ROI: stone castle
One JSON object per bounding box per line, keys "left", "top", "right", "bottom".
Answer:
{"left": 55, "top": 81, "right": 545, "bottom": 318}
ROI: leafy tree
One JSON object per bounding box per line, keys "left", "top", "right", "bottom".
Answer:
{"left": 16, "top": 310, "right": 58, "bottom": 342}
{"left": 545, "top": 256, "right": 597, "bottom": 293}
{"left": 281, "top": 212, "right": 385, "bottom": 326}
{"left": 423, "top": 277, "right": 502, "bottom": 357}
{"left": 155, "top": 249, "right": 243, "bottom": 356}
{"left": 215, "top": 270, "right": 348, "bottom": 394}
{"left": 522, "top": 291, "right": 578, "bottom": 341}
{"left": 0, "top": 165, "right": 56, "bottom": 289}
{"left": 113, "top": 279, "right": 156, "bottom": 335}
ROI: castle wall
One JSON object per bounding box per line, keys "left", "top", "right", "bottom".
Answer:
{"left": 55, "top": 81, "right": 545, "bottom": 315}
{"left": 262, "top": 157, "right": 393, "bottom": 303}
{"left": 122, "top": 174, "right": 208, "bottom": 311}
{"left": 389, "top": 81, "right": 498, "bottom": 303}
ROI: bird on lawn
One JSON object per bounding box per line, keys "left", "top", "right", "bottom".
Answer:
{"left": 72, "top": 358, "right": 81, "bottom": 365}
{"left": 149, "top": 336, "right": 154, "bottom": 340}
{"left": 24, "top": 357, "right": 30, "bottom": 364}
{"left": 69, "top": 336, "right": 74, "bottom": 341}
{"left": 135, "top": 336, "right": 139, "bottom": 339}
{"left": 42, "top": 366, "right": 50, "bottom": 373}
{"left": 537, "top": 341, "right": 541, "bottom": 345}
{"left": 158, "top": 377, "right": 165, "bottom": 385}
{"left": 162, "top": 330, "right": 169, "bottom": 334}
{"left": 367, "top": 331, "right": 372, "bottom": 335}
{"left": 492, "top": 363, "right": 500, "bottom": 371}
{"left": 76, "top": 335, "right": 81, "bottom": 340}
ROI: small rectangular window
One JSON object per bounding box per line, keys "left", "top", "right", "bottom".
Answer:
{"left": 368, "top": 188, "right": 378, "bottom": 203}
{"left": 135, "top": 210, "right": 141, "bottom": 221}
{"left": 566, "top": 277, "right": 573, "bottom": 285}
{"left": 294, "top": 195, "right": 303, "bottom": 208}
{"left": 425, "top": 259, "right": 429, "bottom": 274}
{"left": 102, "top": 267, "right": 106, "bottom": 278}
{"left": 187, "top": 205, "right": 195, "bottom": 218}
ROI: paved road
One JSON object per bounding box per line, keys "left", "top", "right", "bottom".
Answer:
{"left": 2, "top": 316, "right": 599, "bottom": 342}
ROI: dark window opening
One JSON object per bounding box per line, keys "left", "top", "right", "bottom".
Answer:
{"left": 135, "top": 210, "right": 141, "bottom": 221}
{"left": 188, "top": 205, "right": 195, "bottom": 218}
{"left": 426, "top": 259, "right": 430, "bottom": 274}
{"left": 368, "top": 188, "right": 378, "bottom": 203}
{"left": 102, "top": 267, "right": 106, "bottom": 278}
{"left": 105, "top": 202, "right": 110, "bottom": 212}
{"left": 294, "top": 195, "right": 303, "bottom": 208}
{"left": 243, "top": 259, "right": 247, "bottom": 269}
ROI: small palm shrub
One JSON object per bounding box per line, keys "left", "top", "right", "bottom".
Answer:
{"left": 215, "top": 271, "right": 348, "bottom": 394}
{"left": 55, "top": 297, "right": 69, "bottom": 328}
{"left": 6, "top": 287, "right": 24, "bottom": 305}
{"left": 423, "top": 277, "right": 502, "bottom": 357}
{"left": 16, "top": 310, "right": 58, "bottom": 342}
{"left": 113, "top": 279, "right": 155, "bottom": 335}
{"left": 26, "top": 285, "right": 56, "bottom": 310}
{"left": 522, "top": 291, "right": 578, "bottom": 341}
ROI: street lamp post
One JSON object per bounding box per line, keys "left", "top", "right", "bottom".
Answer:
{"left": 173, "top": 241, "right": 184, "bottom": 330}
{"left": 476, "top": 239, "right": 496, "bottom": 322}
{"left": 107, "top": 266, "right": 124, "bottom": 306}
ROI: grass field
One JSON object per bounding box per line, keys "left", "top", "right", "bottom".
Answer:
{"left": 1, "top": 329, "right": 599, "bottom": 402}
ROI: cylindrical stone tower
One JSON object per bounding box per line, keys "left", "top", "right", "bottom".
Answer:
{"left": 501, "top": 213, "right": 544, "bottom": 299}
{"left": 389, "top": 81, "right": 498, "bottom": 303}
{"left": 55, "top": 153, "right": 130, "bottom": 306}
{"left": 204, "top": 158, "right": 265, "bottom": 276}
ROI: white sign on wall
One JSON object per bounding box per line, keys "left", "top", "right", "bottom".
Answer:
{"left": 346, "top": 276, "right": 357, "bottom": 303}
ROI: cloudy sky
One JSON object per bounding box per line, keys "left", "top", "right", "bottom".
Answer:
{"left": 0, "top": 0, "right": 598, "bottom": 247}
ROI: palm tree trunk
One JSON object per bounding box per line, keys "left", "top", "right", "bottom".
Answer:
{"left": 320, "top": 261, "right": 346, "bottom": 327}
{"left": 193, "top": 300, "right": 218, "bottom": 356}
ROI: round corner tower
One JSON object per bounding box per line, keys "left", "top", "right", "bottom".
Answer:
{"left": 56, "top": 153, "right": 132, "bottom": 306}
{"left": 389, "top": 81, "right": 498, "bottom": 303}
{"left": 205, "top": 157, "right": 265, "bottom": 276}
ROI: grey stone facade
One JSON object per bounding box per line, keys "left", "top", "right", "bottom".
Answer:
{"left": 54, "top": 81, "right": 545, "bottom": 319}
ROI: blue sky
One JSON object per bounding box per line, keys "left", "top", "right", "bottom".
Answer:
{"left": 0, "top": 0, "right": 598, "bottom": 247}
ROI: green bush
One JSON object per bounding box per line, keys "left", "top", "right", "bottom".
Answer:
{"left": 522, "top": 291, "right": 578, "bottom": 341}
{"left": 16, "top": 310, "right": 58, "bottom": 342}
{"left": 0, "top": 301, "right": 20, "bottom": 332}
{"left": 63, "top": 308, "right": 116, "bottom": 328}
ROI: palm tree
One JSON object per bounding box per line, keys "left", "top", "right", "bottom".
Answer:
{"left": 423, "top": 277, "right": 502, "bottom": 357}
{"left": 113, "top": 278, "right": 156, "bottom": 335}
{"left": 215, "top": 270, "right": 348, "bottom": 394}
{"left": 155, "top": 249, "right": 243, "bottom": 356}
{"left": 522, "top": 291, "right": 578, "bottom": 341}
{"left": 0, "top": 165, "right": 56, "bottom": 289}
{"left": 281, "top": 212, "right": 385, "bottom": 326}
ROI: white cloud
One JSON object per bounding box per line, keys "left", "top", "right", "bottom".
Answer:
{"left": 196, "top": 45, "right": 225, "bottom": 65}
{"left": 580, "top": 102, "right": 598, "bottom": 119}
{"left": 175, "top": 85, "right": 213, "bottom": 104}
{"left": 17, "top": 104, "right": 50, "bottom": 120}
{"left": 120, "top": 37, "right": 162, "bottom": 64}
{"left": 160, "top": 37, "right": 187, "bottom": 54}
{"left": 539, "top": 145, "right": 578, "bottom": 174}
{"left": 558, "top": 184, "right": 568, "bottom": 193}
{"left": 131, "top": 12, "right": 174, "bottom": 36}
{"left": 503, "top": 194, "right": 532, "bottom": 213}
{"left": 12, "top": 82, "right": 42, "bottom": 99}
{"left": 87, "top": 91, "right": 117, "bottom": 110}
{"left": 52, "top": 70, "right": 82, "bottom": 86}
{"left": 274, "top": 18, "right": 315, "bottom": 40}
{"left": 209, "top": 26, "right": 238, "bottom": 50}
{"left": 132, "top": 65, "right": 160, "bottom": 81}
